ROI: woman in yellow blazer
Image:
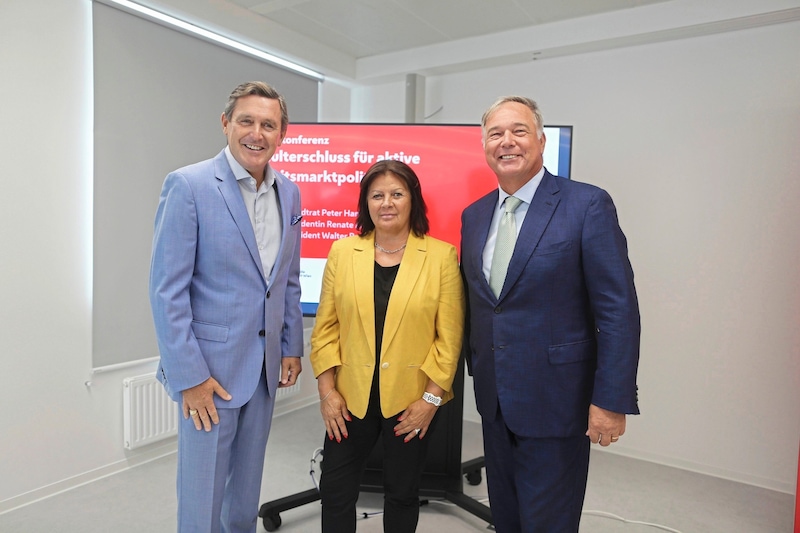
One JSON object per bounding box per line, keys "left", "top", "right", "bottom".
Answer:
{"left": 310, "top": 159, "right": 465, "bottom": 533}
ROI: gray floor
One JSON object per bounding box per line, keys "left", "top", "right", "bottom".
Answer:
{"left": 0, "top": 404, "right": 793, "bottom": 532}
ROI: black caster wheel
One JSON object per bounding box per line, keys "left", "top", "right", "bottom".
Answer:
{"left": 465, "top": 469, "right": 482, "bottom": 485}
{"left": 262, "top": 512, "right": 282, "bottom": 531}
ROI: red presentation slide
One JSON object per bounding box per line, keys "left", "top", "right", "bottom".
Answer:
{"left": 272, "top": 123, "right": 497, "bottom": 256}
{"left": 271, "top": 122, "right": 571, "bottom": 313}
{"left": 795, "top": 443, "right": 799, "bottom": 532}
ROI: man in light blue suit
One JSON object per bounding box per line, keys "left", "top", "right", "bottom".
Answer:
{"left": 460, "top": 96, "right": 640, "bottom": 532}
{"left": 150, "top": 82, "right": 304, "bottom": 533}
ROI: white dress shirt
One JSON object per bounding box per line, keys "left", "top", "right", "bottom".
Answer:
{"left": 482, "top": 166, "right": 546, "bottom": 284}
{"left": 225, "top": 146, "right": 282, "bottom": 280}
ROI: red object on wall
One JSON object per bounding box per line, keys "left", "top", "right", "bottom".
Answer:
{"left": 272, "top": 124, "right": 498, "bottom": 258}
{"left": 795, "top": 443, "right": 799, "bottom": 533}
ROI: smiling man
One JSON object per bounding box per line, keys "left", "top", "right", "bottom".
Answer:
{"left": 149, "top": 82, "right": 304, "bottom": 533}
{"left": 460, "top": 96, "right": 641, "bottom": 532}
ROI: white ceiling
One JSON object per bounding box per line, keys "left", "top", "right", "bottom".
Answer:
{"left": 225, "top": 0, "right": 671, "bottom": 59}
{"left": 142, "top": 0, "right": 800, "bottom": 81}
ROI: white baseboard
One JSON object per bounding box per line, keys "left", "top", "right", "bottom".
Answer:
{"left": 595, "top": 445, "right": 795, "bottom": 495}
{"left": 0, "top": 393, "right": 319, "bottom": 516}
{"left": 4, "top": 399, "right": 790, "bottom": 517}
{"left": 0, "top": 440, "right": 177, "bottom": 515}
{"left": 273, "top": 393, "right": 318, "bottom": 418}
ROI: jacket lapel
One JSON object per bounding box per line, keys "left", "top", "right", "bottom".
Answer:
{"left": 382, "top": 233, "right": 426, "bottom": 354}
{"left": 500, "top": 171, "right": 561, "bottom": 299}
{"left": 214, "top": 151, "right": 266, "bottom": 281}
{"left": 469, "top": 191, "right": 500, "bottom": 300}
{"left": 353, "top": 236, "right": 377, "bottom": 360}
{"left": 270, "top": 171, "right": 293, "bottom": 285}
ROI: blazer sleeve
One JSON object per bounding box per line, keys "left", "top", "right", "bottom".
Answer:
{"left": 149, "top": 171, "right": 211, "bottom": 393}
{"left": 581, "top": 188, "right": 641, "bottom": 414}
{"left": 420, "top": 244, "right": 465, "bottom": 396}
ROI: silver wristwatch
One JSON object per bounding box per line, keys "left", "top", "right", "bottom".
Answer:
{"left": 422, "top": 391, "right": 442, "bottom": 406}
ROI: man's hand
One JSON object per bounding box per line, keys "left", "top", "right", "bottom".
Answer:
{"left": 586, "top": 404, "right": 626, "bottom": 446}
{"left": 279, "top": 357, "right": 302, "bottom": 387}
{"left": 182, "top": 377, "right": 232, "bottom": 432}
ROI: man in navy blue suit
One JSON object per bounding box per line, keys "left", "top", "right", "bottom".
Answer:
{"left": 460, "top": 96, "right": 640, "bottom": 532}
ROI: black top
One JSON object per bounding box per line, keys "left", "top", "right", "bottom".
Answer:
{"left": 372, "top": 262, "right": 400, "bottom": 401}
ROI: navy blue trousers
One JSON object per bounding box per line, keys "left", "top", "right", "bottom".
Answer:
{"left": 482, "top": 406, "right": 590, "bottom": 533}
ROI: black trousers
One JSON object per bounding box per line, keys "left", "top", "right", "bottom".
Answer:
{"left": 319, "top": 391, "right": 435, "bottom": 533}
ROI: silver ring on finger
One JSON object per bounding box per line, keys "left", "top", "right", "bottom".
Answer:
{"left": 414, "top": 428, "right": 421, "bottom": 435}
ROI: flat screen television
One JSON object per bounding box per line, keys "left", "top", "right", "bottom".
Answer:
{"left": 271, "top": 123, "right": 573, "bottom": 315}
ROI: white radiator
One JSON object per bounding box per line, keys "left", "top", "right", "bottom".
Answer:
{"left": 123, "top": 374, "right": 178, "bottom": 450}
{"left": 275, "top": 380, "right": 300, "bottom": 401}
{"left": 122, "top": 373, "right": 300, "bottom": 450}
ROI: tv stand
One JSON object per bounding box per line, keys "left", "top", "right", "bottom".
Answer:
{"left": 257, "top": 361, "right": 492, "bottom": 531}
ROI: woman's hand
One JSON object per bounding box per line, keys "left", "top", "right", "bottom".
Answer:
{"left": 320, "top": 388, "right": 351, "bottom": 443}
{"left": 394, "top": 399, "right": 438, "bottom": 443}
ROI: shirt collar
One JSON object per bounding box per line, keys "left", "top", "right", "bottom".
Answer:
{"left": 497, "top": 166, "right": 546, "bottom": 207}
{"left": 224, "top": 145, "right": 276, "bottom": 188}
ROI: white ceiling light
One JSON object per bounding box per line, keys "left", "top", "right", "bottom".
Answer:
{"left": 100, "top": 0, "right": 324, "bottom": 81}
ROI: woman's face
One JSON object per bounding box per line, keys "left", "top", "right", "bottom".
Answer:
{"left": 367, "top": 172, "right": 412, "bottom": 236}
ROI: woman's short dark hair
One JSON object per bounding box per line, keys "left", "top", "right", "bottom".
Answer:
{"left": 355, "top": 159, "right": 429, "bottom": 237}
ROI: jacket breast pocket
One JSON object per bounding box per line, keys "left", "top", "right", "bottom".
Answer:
{"left": 191, "top": 320, "right": 229, "bottom": 343}
{"left": 533, "top": 240, "right": 572, "bottom": 257}
{"left": 548, "top": 338, "right": 596, "bottom": 365}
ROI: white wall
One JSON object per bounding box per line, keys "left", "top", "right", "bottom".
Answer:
{"left": 0, "top": 0, "right": 327, "bottom": 512}
{"left": 0, "top": 0, "right": 175, "bottom": 510}
{"left": 1, "top": 0, "right": 797, "bottom": 513}
{"left": 355, "top": 21, "right": 800, "bottom": 492}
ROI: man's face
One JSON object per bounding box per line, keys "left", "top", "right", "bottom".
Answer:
{"left": 483, "top": 101, "right": 546, "bottom": 184}
{"left": 221, "top": 94, "right": 285, "bottom": 180}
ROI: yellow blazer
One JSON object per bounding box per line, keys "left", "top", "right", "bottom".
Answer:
{"left": 310, "top": 232, "right": 465, "bottom": 419}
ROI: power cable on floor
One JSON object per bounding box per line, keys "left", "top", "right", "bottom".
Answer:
{"left": 309, "top": 447, "right": 323, "bottom": 491}
{"left": 309, "top": 449, "right": 681, "bottom": 532}
{"left": 583, "top": 509, "right": 683, "bottom": 532}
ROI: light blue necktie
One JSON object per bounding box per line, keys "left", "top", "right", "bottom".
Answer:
{"left": 489, "top": 196, "right": 523, "bottom": 298}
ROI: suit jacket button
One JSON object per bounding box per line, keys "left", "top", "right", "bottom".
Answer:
{"left": 266, "top": 291, "right": 271, "bottom": 298}
{"left": 381, "top": 362, "right": 389, "bottom": 369}
{"left": 258, "top": 330, "right": 265, "bottom": 337}
{"left": 494, "top": 306, "right": 502, "bottom": 314}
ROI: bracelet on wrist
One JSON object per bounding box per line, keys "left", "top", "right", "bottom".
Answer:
{"left": 320, "top": 389, "right": 334, "bottom": 402}
{"left": 422, "top": 391, "right": 442, "bottom": 407}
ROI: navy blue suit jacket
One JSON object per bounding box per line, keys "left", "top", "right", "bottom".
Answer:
{"left": 460, "top": 170, "right": 640, "bottom": 438}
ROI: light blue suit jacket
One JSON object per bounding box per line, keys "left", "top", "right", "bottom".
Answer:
{"left": 149, "top": 149, "right": 304, "bottom": 408}
{"left": 461, "top": 170, "right": 640, "bottom": 438}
